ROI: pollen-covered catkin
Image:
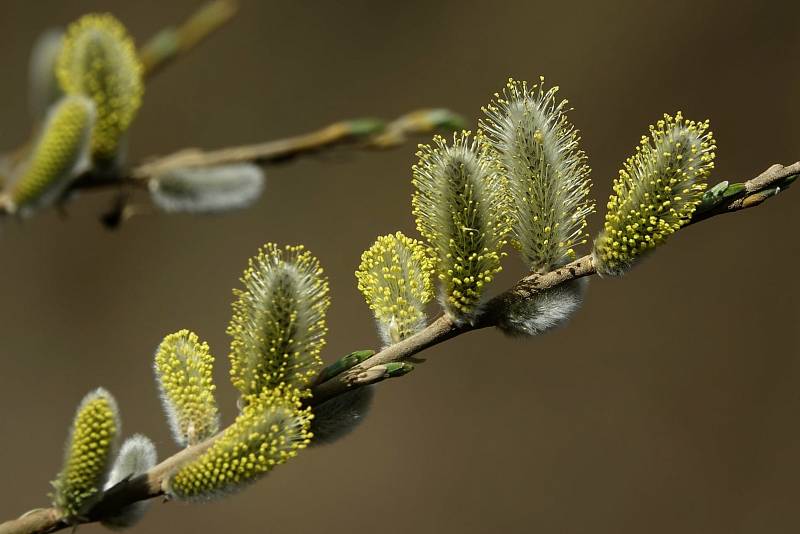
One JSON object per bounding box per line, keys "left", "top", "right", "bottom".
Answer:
{"left": 356, "top": 232, "right": 434, "bottom": 345}
{"left": 57, "top": 13, "right": 143, "bottom": 161}
{"left": 481, "top": 77, "right": 594, "bottom": 272}
{"left": 228, "top": 244, "right": 330, "bottom": 401}
{"left": 8, "top": 95, "right": 95, "bottom": 215}
{"left": 154, "top": 330, "right": 219, "bottom": 446}
{"left": 412, "top": 131, "right": 510, "bottom": 323}
{"left": 593, "top": 112, "right": 715, "bottom": 275}
{"left": 165, "top": 390, "right": 312, "bottom": 500}
{"left": 51, "top": 388, "right": 120, "bottom": 519}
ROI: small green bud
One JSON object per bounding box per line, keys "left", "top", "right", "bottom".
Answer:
{"left": 351, "top": 362, "right": 414, "bottom": 385}
{"left": 315, "top": 350, "right": 375, "bottom": 384}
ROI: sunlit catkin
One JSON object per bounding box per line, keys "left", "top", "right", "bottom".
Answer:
{"left": 8, "top": 95, "right": 95, "bottom": 215}
{"left": 593, "top": 112, "right": 715, "bottom": 275}
{"left": 166, "top": 390, "right": 312, "bottom": 500}
{"left": 154, "top": 330, "right": 219, "bottom": 447}
{"left": 228, "top": 244, "right": 330, "bottom": 401}
{"left": 51, "top": 388, "right": 120, "bottom": 519}
{"left": 57, "top": 13, "right": 143, "bottom": 161}
{"left": 481, "top": 78, "right": 594, "bottom": 272}
{"left": 356, "top": 232, "right": 434, "bottom": 345}
{"left": 412, "top": 132, "right": 509, "bottom": 323}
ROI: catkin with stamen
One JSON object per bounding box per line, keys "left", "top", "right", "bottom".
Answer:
{"left": 57, "top": 13, "right": 143, "bottom": 161}
{"left": 165, "top": 390, "right": 312, "bottom": 500}
{"left": 412, "top": 131, "right": 510, "bottom": 323}
{"left": 7, "top": 95, "right": 95, "bottom": 216}
{"left": 356, "top": 232, "right": 434, "bottom": 345}
{"left": 481, "top": 77, "right": 594, "bottom": 273}
{"left": 154, "top": 330, "right": 219, "bottom": 447}
{"left": 228, "top": 244, "right": 330, "bottom": 401}
{"left": 51, "top": 388, "right": 120, "bottom": 520}
{"left": 593, "top": 112, "right": 715, "bottom": 275}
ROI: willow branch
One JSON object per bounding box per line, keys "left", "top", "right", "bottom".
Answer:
{"left": 70, "top": 109, "right": 462, "bottom": 190}
{"left": 138, "top": 0, "right": 239, "bottom": 79}
{"left": 0, "top": 160, "right": 796, "bottom": 534}
{"left": 129, "top": 109, "right": 463, "bottom": 182}
{"left": 0, "top": 109, "right": 464, "bottom": 218}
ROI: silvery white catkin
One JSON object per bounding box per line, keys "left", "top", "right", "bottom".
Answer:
{"left": 310, "top": 386, "right": 374, "bottom": 445}
{"left": 149, "top": 164, "right": 265, "bottom": 214}
{"left": 101, "top": 435, "right": 157, "bottom": 530}
{"left": 495, "top": 278, "right": 587, "bottom": 337}
{"left": 28, "top": 28, "right": 65, "bottom": 123}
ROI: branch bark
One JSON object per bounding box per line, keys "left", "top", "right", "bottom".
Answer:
{"left": 138, "top": 0, "right": 239, "bottom": 79}
{"left": 0, "top": 160, "right": 796, "bottom": 534}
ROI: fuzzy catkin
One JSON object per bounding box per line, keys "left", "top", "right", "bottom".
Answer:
{"left": 356, "top": 232, "right": 434, "bottom": 345}
{"left": 154, "top": 330, "right": 219, "bottom": 447}
{"left": 57, "top": 13, "right": 143, "bottom": 160}
{"left": 28, "top": 29, "right": 65, "bottom": 122}
{"left": 593, "top": 112, "right": 715, "bottom": 275}
{"left": 495, "top": 279, "right": 587, "bottom": 337}
{"left": 481, "top": 77, "right": 594, "bottom": 272}
{"left": 9, "top": 95, "right": 95, "bottom": 215}
{"left": 412, "top": 131, "right": 510, "bottom": 323}
{"left": 149, "top": 163, "right": 265, "bottom": 214}
{"left": 166, "top": 391, "right": 312, "bottom": 500}
{"left": 51, "top": 388, "right": 120, "bottom": 519}
{"left": 101, "top": 434, "right": 157, "bottom": 530}
{"left": 228, "top": 244, "right": 330, "bottom": 401}
{"left": 311, "top": 386, "right": 374, "bottom": 445}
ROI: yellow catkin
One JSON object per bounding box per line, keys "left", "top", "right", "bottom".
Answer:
{"left": 228, "top": 244, "right": 330, "bottom": 401}
{"left": 166, "top": 390, "right": 312, "bottom": 500}
{"left": 593, "top": 112, "right": 716, "bottom": 275}
{"left": 412, "top": 131, "right": 510, "bottom": 322}
{"left": 481, "top": 77, "right": 594, "bottom": 272}
{"left": 154, "top": 330, "right": 219, "bottom": 446}
{"left": 356, "top": 232, "right": 434, "bottom": 345}
{"left": 52, "top": 388, "right": 120, "bottom": 519}
{"left": 10, "top": 95, "right": 94, "bottom": 213}
{"left": 57, "top": 13, "right": 143, "bottom": 160}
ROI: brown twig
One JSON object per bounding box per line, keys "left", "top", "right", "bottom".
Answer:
{"left": 138, "top": 0, "right": 239, "bottom": 79}
{"left": 0, "top": 160, "right": 796, "bottom": 534}
{"left": 0, "top": 108, "right": 464, "bottom": 218}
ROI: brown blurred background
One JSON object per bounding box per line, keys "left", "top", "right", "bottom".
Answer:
{"left": 1, "top": 1, "right": 799, "bottom": 532}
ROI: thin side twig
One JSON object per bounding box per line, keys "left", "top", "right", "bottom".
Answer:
{"left": 138, "top": 0, "right": 239, "bottom": 79}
